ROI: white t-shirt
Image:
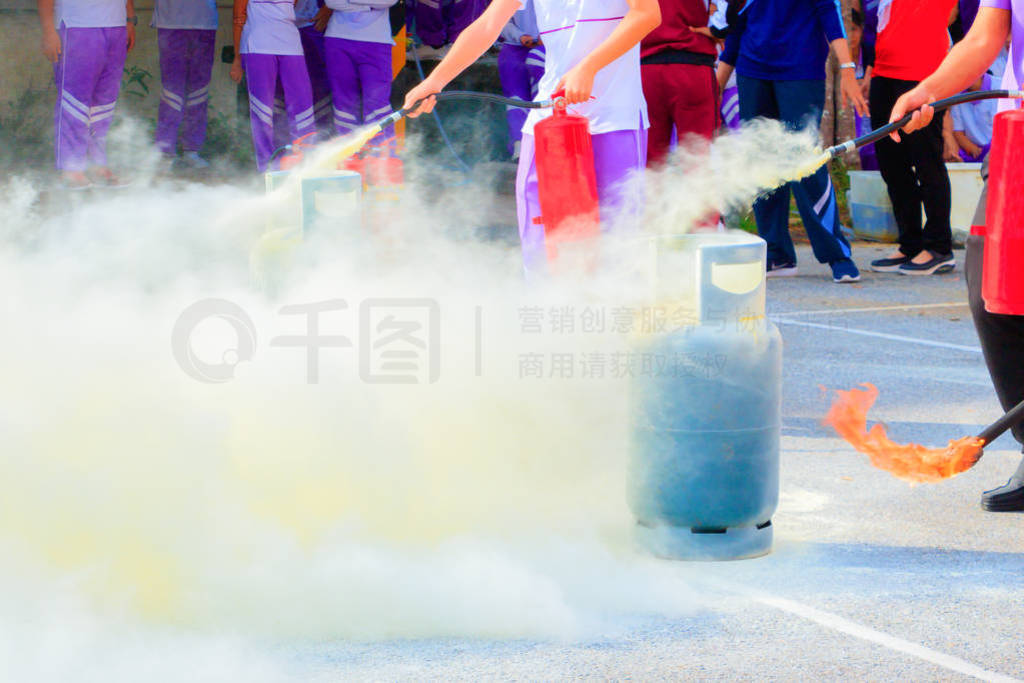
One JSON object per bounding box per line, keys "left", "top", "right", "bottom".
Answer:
{"left": 324, "top": 0, "right": 395, "bottom": 45}
{"left": 55, "top": 0, "right": 126, "bottom": 28}
{"left": 241, "top": 0, "right": 304, "bottom": 55}
{"left": 152, "top": 0, "right": 217, "bottom": 30}
{"left": 523, "top": 0, "right": 648, "bottom": 135}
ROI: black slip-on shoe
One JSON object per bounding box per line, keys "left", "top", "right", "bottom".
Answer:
{"left": 898, "top": 251, "right": 956, "bottom": 275}
{"left": 981, "top": 458, "right": 1024, "bottom": 512}
{"left": 869, "top": 254, "right": 910, "bottom": 272}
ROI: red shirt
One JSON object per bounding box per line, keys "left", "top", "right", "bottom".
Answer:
{"left": 640, "top": 0, "right": 716, "bottom": 58}
{"left": 874, "top": 0, "right": 957, "bottom": 81}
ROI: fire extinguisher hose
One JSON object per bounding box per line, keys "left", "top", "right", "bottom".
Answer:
{"left": 823, "top": 89, "right": 1024, "bottom": 160}
{"left": 379, "top": 90, "right": 559, "bottom": 130}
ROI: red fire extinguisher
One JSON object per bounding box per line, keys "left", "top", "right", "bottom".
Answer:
{"left": 533, "top": 92, "right": 601, "bottom": 262}
{"left": 983, "top": 109, "right": 1024, "bottom": 315}
{"left": 278, "top": 132, "right": 317, "bottom": 171}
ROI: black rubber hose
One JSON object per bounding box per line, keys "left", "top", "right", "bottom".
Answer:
{"left": 825, "top": 89, "right": 1020, "bottom": 158}
{"left": 978, "top": 397, "right": 1024, "bottom": 445}
{"left": 392, "top": 89, "right": 556, "bottom": 122}
{"left": 433, "top": 90, "right": 554, "bottom": 109}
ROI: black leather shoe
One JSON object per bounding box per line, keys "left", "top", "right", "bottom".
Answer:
{"left": 981, "top": 456, "right": 1024, "bottom": 512}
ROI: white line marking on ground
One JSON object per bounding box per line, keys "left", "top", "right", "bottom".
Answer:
{"left": 707, "top": 580, "right": 1021, "bottom": 682}
{"left": 774, "top": 302, "right": 968, "bottom": 316}
{"left": 756, "top": 594, "right": 1022, "bottom": 682}
{"left": 772, "top": 318, "right": 983, "bottom": 353}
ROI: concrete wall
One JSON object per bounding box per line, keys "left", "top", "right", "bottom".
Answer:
{"left": 0, "top": 3, "right": 239, "bottom": 123}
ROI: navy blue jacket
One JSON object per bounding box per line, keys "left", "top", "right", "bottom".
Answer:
{"left": 720, "top": 0, "right": 847, "bottom": 81}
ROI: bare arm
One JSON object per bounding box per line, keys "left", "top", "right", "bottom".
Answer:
{"left": 953, "top": 129, "right": 982, "bottom": 157}
{"left": 831, "top": 37, "right": 869, "bottom": 116}
{"left": 716, "top": 60, "right": 734, "bottom": 91}
{"left": 404, "top": 0, "right": 661, "bottom": 113}
{"left": 126, "top": 0, "right": 136, "bottom": 51}
{"left": 942, "top": 111, "right": 962, "bottom": 161}
{"left": 37, "top": 0, "right": 60, "bottom": 62}
{"left": 556, "top": 0, "right": 661, "bottom": 103}
{"left": 889, "top": 7, "right": 1011, "bottom": 140}
{"left": 231, "top": 0, "right": 248, "bottom": 82}
{"left": 403, "top": 0, "right": 521, "bottom": 115}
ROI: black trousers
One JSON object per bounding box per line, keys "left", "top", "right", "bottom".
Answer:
{"left": 966, "top": 232, "right": 1024, "bottom": 447}
{"left": 870, "top": 75, "right": 953, "bottom": 256}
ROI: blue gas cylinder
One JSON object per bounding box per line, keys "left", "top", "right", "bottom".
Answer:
{"left": 627, "top": 233, "right": 781, "bottom": 560}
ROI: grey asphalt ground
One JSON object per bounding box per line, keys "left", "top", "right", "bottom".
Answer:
{"left": 290, "top": 243, "right": 1024, "bottom": 681}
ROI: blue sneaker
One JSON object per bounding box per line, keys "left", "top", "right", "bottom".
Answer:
{"left": 830, "top": 258, "right": 861, "bottom": 283}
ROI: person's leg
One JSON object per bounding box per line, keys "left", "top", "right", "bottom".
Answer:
{"left": 516, "top": 133, "right": 547, "bottom": 273}
{"left": 640, "top": 64, "right": 675, "bottom": 167}
{"left": 353, "top": 41, "right": 396, "bottom": 145}
{"left": 591, "top": 126, "right": 647, "bottom": 232}
{"left": 966, "top": 234, "right": 1024, "bottom": 508}
{"left": 667, "top": 63, "right": 718, "bottom": 143}
{"left": 324, "top": 37, "right": 361, "bottom": 136}
{"left": 738, "top": 74, "right": 796, "bottom": 267}
{"left": 86, "top": 26, "right": 128, "bottom": 169}
{"left": 855, "top": 113, "right": 878, "bottom": 170}
{"left": 721, "top": 84, "right": 740, "bottom": 132}
{"left": 181, "top": 30, "right": 216, "bottom": 154}
{"left": 499, "top": 44, "right": 534, "bottom": 158}
{"left": 526, "top": 45, "right": 545, "bottom": 97}
{"left": 242, "top": 53, "right": 280, "bottom": 172}
{"left": 906, "top": 109, "right": 953, "bottom": 256}
{"left": 414, "top": 0, "right": 446, "bottom": 47}
{"left": 277, "top": 54, "right": 316, "bottom": 142}
{"left": 670, "top": 63, "right": 719, "bottom": 228}
{"left": 155, "top": 28, "right": 188, "bottom": 156}
{"left": 774, "top": 78, "right": 854, "bottom": 267}
{"left": 299, "top": 25, "right": 333, "bottom": 135}
{"left": 871, "top": 76, "right": 924, "bottom": 259}
{"left": 53, "top": 26, "right": 104, "bottom": 174}
{"left": 272, "top": 86, "right": 291, "bottom": 151}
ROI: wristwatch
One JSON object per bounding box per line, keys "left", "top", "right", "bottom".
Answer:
{"left": 127, "top": 15, "right": 138, "bottom": 25}
{"left": 839, "top": 61, "right": 856, "bottom": 70}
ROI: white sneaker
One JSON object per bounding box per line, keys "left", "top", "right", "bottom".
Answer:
{"left": 181, "top": 151, "right": 210, "bottom": 170}
{"left": 766, "top": 262, "right": 798, "bottom": 278}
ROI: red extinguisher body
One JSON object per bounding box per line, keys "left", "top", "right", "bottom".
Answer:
{"left": 983, "top": 109, "right": 1024, "bottom": 315}
{"left": 533, "top": 100, "right": 601, "bottom": 261}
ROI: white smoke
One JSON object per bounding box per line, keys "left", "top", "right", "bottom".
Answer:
{"left": 0, "top": 117, "right": 821, "bottom": 679}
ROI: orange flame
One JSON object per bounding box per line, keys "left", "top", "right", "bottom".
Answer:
{"left": 823, "top": 383, "right": 984, "bottom": 483}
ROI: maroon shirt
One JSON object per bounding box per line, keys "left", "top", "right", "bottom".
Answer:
{"left": 640, "top": 0, "right": 717, "bottom": 58}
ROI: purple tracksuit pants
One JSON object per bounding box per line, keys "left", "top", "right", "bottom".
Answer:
{"left": 498, "top": 43, "right": 545, "bottom": 157}
{"left": 721, "top": 85, "right": 740, "bottom": 132}
{"left": 516, "top": 126, "right": 648, "bottom": 273}
{"left": 242, "top": 53, "right": 315, "bottom": 172}
{"left": 52, "top": 25, "right": 127, "bottom": 171}
{"left": 155, "top": 28, "right": 216, "bottom": 155}
{"left": 273, "top": 26, "right": 333, "bottom": 150}
{"left": 324, "top": 38, "right": 394, "bottom": 145}
{"left": 412, "top": 0, "right": 482, "bottom": 48}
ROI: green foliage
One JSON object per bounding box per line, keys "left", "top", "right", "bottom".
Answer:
{"left": 202, "top": 107, "right": 255, "bottom": 169}
{"left": 0, "top": 84, "right": 52, "bottom": 169}
{"left": 121, "top": 65, "right": 153, "bottom": 99}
